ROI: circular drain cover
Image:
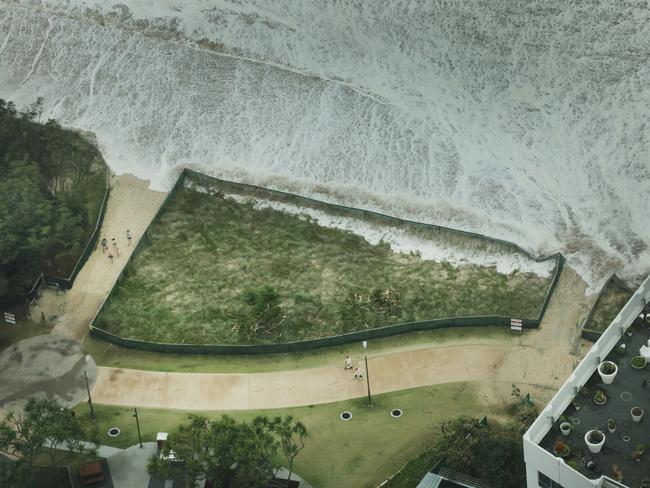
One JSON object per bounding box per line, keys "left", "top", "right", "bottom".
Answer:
{"left": 107, "top": 427, "right": 120, "bottom": 437}
{"left": 340, "top": 411, "right": 352, "bottom": 421}
{"left": 391, "top": 409, "right": 403, "bottom": 418}
{"left": 621, "top": 391, "right": 633, "bottom": 402}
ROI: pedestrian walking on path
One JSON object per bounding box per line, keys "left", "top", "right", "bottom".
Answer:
{"left": 111, "top": 238, "right": 120, "bottom": 257}
{"left": 108, "top": 252, "right": 114, "bottom": 263}
{"left": 100, "top": 238, "right": 108, "bottom": 254}
{"left": 126, "top": 229, "right": 132, "bottom": 246}
{"left": 345, "top": 355, "right": 353, "bottom": 370}
{"left": 354, "top": 367, "right": 363, "bottom": 380}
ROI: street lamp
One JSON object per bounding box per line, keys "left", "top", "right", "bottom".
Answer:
{"left": 133, "top": 408, "right": 143, "bottom": 448}
{"left": 362, "top": 341, "right": 372, "bottom": 407}
{"left": 83, "top": 355, "right": 95, "bottom": 420}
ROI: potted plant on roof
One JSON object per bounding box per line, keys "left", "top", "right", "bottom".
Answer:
{"left": 631, "top": 356, "right": 647, "bottom": 369}
{"left": 616, "top": 344, "right": 626, "bottom": 355}
{"left": 607, "top": 419, "right": 616, "bottom": 434}
{"left": 553, "top": 439, "right": 571, "bottom": 458}
{"left": 612, "top": 464, "right": 624, "bottom": 482}
{"left": 585, "top": 428, "right": 605, "bottom": 453}
{"left": 598, "top": 360, "right": 618, "bottom": 384}
{"left": 633, "top": 444, "right": 646, "bottom": 463}
{"left": 559, "top": 418, "right": 572, "bottom": 436}
{"left": 631, "top": 406, "right": 644, "bottom": 422}
{"left": 593, "top": 389, "right": 607, "bottom": 405}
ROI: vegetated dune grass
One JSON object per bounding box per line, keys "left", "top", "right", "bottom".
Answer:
{"left": 587, "top": 278, "right": 633, "bottom": 333}
{"left": 95, "top": 184, "right": 553, "bottom": 345}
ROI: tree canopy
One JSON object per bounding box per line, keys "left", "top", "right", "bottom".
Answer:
{"left": 0, "top": 98, "right": 106, "bottom": 303}
{"left": 148, "top": 414, "right": 308, "bottom": 488}
{"left": 0, "top": 398, "right": 100, "bottom": 487}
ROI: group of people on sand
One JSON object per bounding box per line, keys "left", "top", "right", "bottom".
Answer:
{"left": 345, "top": 355, "right": 364, "bottom": 380}
{"left": 100, "top": 229, "right": 132, "bottom": 263}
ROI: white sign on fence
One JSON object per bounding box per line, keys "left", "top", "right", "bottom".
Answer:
{"left": 4, "top": 312, "right": 16, "bottom": 325}
{"left": 510, "top": 318, "right": 522, "bottom": 331}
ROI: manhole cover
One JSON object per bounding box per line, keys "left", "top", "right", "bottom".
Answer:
{"left": 390, "top": 409, "right": 403, "bottom": 418}
{"left": 621, "top": 391, "right": 633, "bottom": 402}
{"left": 340, "top": 411, "right": 352, "bottom": 421}
{"left": 107, "top": 427, "right": 120, "bottom": 437}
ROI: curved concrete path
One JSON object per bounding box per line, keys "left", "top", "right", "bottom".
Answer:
{"left": 91, "top": 266, "right": 593, "bottom": 410}
{"left": 32, "top": 173, "right": 594, "bottom": 411}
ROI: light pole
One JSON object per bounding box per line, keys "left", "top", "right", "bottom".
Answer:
{"left": 83, "top": 355, "right": 95, "bottom": 420}
{"left": 362, "top": 340, "right": 372, "bottom": 407}
{"left": 133, "top": 408, "right": 143, "bottom": 448}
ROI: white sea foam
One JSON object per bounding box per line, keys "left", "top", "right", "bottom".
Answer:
{"left": 1, "top": 1, "right": 649, "bottom": 290}
{"left": 220, "top": 191, "right": 555, "bottom": 278}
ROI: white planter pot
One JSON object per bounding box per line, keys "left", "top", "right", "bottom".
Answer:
{"left": 632, "top": 408, "right": 644, "bottom": 422}
{"left": 585, "top": 430, "right": 605, "bottom": 454}
{"left": 598, "top": 361, "right": 618, "bottom": 384}
{"left": 560, "top": 422, "right": 572, "bottom": 436}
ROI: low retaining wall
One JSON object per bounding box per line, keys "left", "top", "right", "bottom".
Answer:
{"left": 89, "top": 168, "right": 566, "bottom": 355}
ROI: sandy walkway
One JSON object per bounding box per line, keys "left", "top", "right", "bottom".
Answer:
{"left": 91, "top": 267, "right": 594, "bottom": 410}
{"left": 27, "top": 170, "right": 593, "bottom": 411}
{"left": 33, "top": 174, "right": 167, "bottom": 340}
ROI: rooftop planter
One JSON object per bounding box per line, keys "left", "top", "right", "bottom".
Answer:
{"left": 553, "top": 440, "right": 571, "bottom": 458}
{"left": 560, "top": 421, "right": 572, "bottom": 436}
{"left": 631, "top": 407, "right": 644, "bottom": 422}
{"left": 607, "top": 419, "right": 616, "bottom": 434}
{"left": 598, "top": 360, "right": 618, "bottom": 384}
{"left": 593, "top": 390, "right": 608, "bottom": 406}
{"left": 585, "top": 429, "right": 605, "bottom": 454}
{"left": 631, "top": 356, "right": 647, "bottom": 369}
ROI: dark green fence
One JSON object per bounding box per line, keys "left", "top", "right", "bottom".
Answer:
{"left": 23, "top": 167, "right": 111, "bottom": 298}
{"left": 581, "top": 274, "right": 633, "bottom": 341}
{"left": 89, "top": 168, "right": 566, "bottom": 355}
{"left": 90, "top": 315, "right": 541, "bottom": 355}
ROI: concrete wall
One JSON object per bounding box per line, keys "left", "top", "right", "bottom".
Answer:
{"left": 523, "top": 274, "right": 650, "bottom": 488}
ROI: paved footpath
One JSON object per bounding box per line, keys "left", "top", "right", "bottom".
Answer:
{"left": 91, "top": 265, "right": 593, "bottom": 410}
{"left": 35, "top": 173, "right": 594, "bottom": 411}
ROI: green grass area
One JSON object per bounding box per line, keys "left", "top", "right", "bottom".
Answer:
{"left": 587, "top": 278, "right": 633, "bottom": 333}
{"left": 76, "top": 383, "right": 504, "bottom": 488}
{"left": 95, "top": 176, "right": 553, "bottom": 345}
{"left": 85, "top": 325, "right": 513, "bottom": 373}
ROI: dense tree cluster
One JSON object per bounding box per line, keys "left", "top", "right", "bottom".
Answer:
{"left": 0, "top": 98, "right": 106, "bottom": 302}
{"left": 0, "top": 398, "right": 100, "bottom": 487}
{"left": 148, "top": 414, "right": 307, "bottom": 488}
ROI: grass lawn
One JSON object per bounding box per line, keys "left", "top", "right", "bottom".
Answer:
{"left": 587, "top": 278, "right": 633, "bottom": 333}
{"left": 94, "top": 174, "right": 553, "bottom": 345}
{"left": 76, "top": 382, "right": 504, "bottom": 488}
{"left": 84, "top": 325, "right": 514, "bottom": 373}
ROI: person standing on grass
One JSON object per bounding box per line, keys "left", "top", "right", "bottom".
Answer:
{"left": 126, "top": 229, "right": 132, "bottom": 246}
{"left": 354, "top": 367, "right": 363, "bottom": 379}
{"left": 345, "top": 355, "right": 353, "bottom": 370}
{"left": 111, "top": 238, "right": 120, "bottom": 257}
{"left": 100, "top": 237, "right": 108, "bottom": 254}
